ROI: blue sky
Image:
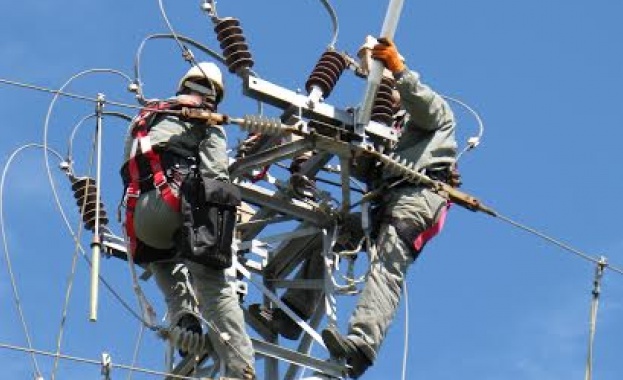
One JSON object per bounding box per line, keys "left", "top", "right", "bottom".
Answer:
{"left": 1, "top": 0, "right": 623, "bottom": 379}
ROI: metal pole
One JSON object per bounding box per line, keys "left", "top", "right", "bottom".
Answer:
{"left": 356, "top": 0, "right": 405, "bottom": 135}
{"left": 584, "top": 256, "right": 606, "bottom": 380}
{"left": 89, "top": 93, "right": 105, "bottom": 322}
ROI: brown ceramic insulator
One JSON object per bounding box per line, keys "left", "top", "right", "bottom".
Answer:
{"left": 305, "top": 50, "right": 347, "bottom": 98}
{"left": 371, "top": 77, "right": 397, "bottom": 126}
{"left": 71, "top": 176, "right": 109, "bottom": 231}
{"left": 214, "top": 17, "right": 254, "bottom": 74}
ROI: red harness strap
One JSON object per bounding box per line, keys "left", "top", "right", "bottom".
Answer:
{"left": 124, "top": 101, "right": 181, "bottom": 256}
{"left": 413, "top": 203, "right": 450, "bottom": 252}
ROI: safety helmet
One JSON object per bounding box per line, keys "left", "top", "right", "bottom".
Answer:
{"left": 177, "top": 62, "right": 225, "bottom": 102}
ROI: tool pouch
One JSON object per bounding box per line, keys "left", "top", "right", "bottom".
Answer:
{"left": 176, "top": 174, "right": 241, "bottom": 269}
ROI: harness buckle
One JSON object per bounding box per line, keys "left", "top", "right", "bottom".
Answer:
{"left": 125, "top": 186, "right": 141, "bottom": 199}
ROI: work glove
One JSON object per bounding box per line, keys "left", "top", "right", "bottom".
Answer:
{"left": 371, "top": 37, "right": 405, "bottom": 74}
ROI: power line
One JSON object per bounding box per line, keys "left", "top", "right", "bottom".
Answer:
{"left": 0, "top": 341, "right": 199, "bottom": 380}
{"left": 494, "top": 212, "right": 623, "bottom": 276}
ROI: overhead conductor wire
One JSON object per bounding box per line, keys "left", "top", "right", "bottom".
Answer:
{"left": 0, "top": 342, "right": 200, "bottom": 380}
{"left": 0, "top": 144, "right": 61, "bottom": 379}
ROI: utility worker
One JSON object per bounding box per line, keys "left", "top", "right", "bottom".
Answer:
{"left": 120, "top": 62, "right": 255, "bottom": 379}
{"left": 321, "top": 37, "right": 458, "bottom": 378}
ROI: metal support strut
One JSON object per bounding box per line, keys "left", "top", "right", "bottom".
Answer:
{"left": 89, "top": 93, "right": 105, "bottom": 322}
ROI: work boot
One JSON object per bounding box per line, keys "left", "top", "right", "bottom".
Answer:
{"left": 248, "top": 304, "right": 303, "bottom": 340}
{"left": 175, "top": 314, "right": 202, "bottom": 358}
{"left": 322, "top": 328, "right": 372, "bottom": 379}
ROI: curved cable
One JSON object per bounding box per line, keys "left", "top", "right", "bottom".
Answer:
{"left": 67, "top": 111, "right": 132, "bottom": 164}
{"left": 134, "top": 33, "right": 226, "bottom": 100}
{"left": 441, "top": 95, "right": 485, "bottom": 161}
{"left": 0, "top": 144, "right": 62, "bottom": 379}
{"left": 317, "top": 0, "right": 339, "bottom": 49}
{"left": 67, "top": 112, "right": 133, "bottom": 163}
{"left": 42, "top": 69, "right": 149, "bottom": 325}
{"left": 126, "top": 322, "right": 146, "bottom": 380}
{"left": 157, "top": 0, "right": 197, "bottom": 64}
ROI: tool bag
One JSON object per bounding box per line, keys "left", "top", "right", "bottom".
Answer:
{"left": 176, "top": 174, "right": 241, "bottom": 269}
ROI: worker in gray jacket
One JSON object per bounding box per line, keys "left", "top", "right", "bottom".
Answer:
{"left": 121, "top": 62, "right": 255, "bottom": 379}
{"left": 322, "top": 37, "right": 458, "bottom": 378}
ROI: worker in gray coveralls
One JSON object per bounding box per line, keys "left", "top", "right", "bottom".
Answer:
{"left": 121, "top": 62, "right": 255, "bottom": 379}
{"left": 320, "top": 37, "right": 458, "bottom": 378}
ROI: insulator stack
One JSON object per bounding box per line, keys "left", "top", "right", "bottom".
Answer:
{"left": 305, "top": 50, "right": 348, "bottom": 98}
{"left": 70, "top": 176, "right": 109, "bottom": 231}
{"left": 239, "top": 115, "right": 287, "bottom": 135}
{"left": 371, "top": 77, "right": 397, "bottom": 126}
{"left": 377, "top": 153, "right": 428, "bottom": 183}
{"left": 214, "top": 17, "right": 254, "bottom": 74}
{"left": 168, "top": 326, "right": 212, "bottom": 355}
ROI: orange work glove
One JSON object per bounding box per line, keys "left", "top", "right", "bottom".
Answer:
{"left": 371, "top": 37, "right": 405, "bottom": 73}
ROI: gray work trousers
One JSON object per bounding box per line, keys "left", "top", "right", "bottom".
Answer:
{"left": 347, "top": 186, "right": 447, "bottom": 362}
{"left": 150, "top": 260, "right": 255, "bottom": 377}
{"left": 135, "top": 192, "right": 254, "bottom": 377}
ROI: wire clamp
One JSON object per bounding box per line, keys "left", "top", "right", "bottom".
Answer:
{"left": 101, "top": 352, "right": 112, "bottom": 380}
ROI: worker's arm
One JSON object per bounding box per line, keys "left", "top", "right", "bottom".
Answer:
{"left": 372, "top": 38, "right": 454, "bottom": 132}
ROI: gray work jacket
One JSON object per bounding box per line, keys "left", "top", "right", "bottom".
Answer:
{"left": 122, "top": 97, "right": 229, "bottom": 182}
{"left": 391, "top": 67, "right": 457, "bottom": 172}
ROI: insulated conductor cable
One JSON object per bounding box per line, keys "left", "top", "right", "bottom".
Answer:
{"left": 493, "top": 212, "right": 623, "bottom": 275}
{"left": 42, "top": 70, "right": 149, "bottom": 326}
{"left": 441, "top": 95, "right": 485, "bottom": 161}
{"left": 318, "top": 0, "right": 339, "bottom": 49}
{"left": 158, "top": 0, "right": 199, "bottom": 65}
{"left": 0, "top": 144, "right": 60, "bottom": 379}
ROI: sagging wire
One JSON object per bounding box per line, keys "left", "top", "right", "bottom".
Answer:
{"left": 67, "top": 112, "right": 133, "bottom": 163}
{"left": 317, "top": 0, "right": 339, "bottom": 49}
{"left": 0, "top": 77, "right": 140, "bottom": 109}
{"left": 0, "top": 144, "right": 62, "bottom": 380}
{"left": 126, "top": 322, "right": 146, "bottom": 380}
{"left": 156, "top": 0, "right": 227, "bottom": 97}
{"left": 157, "top": 0, "right": 199, "bottom": 65}
{"left": 133, "top": 33, "right": 226, "bottom": 101}
{"left": 494, "top": 213, "right": 623, "bottom": 276}
{"left": 0, "top": 341, "right": 199, "bottom": 380}
{"left": 42, "top": 69, "right": 150, "bottom": 326}
{"left": 441, "top": 95, "right": 485, "bottom": 161}
{"left": 52, "top": 133, "right": 98, "bottom": 380}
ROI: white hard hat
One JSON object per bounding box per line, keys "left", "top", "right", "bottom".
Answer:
{"left": 177, "top": 62, "right": 225, "bottom": 102}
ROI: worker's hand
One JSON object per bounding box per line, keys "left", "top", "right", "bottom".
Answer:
{"left": 372, "top": 37, "right": 405, "bottom": 73}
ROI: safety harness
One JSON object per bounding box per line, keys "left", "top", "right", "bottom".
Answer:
{"left": 123, "top": 99, "right": 191, "bottom": 257}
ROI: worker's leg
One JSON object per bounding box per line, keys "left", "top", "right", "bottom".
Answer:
{"left": 186, "top": 260, "right": 255, "bottom": 379}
